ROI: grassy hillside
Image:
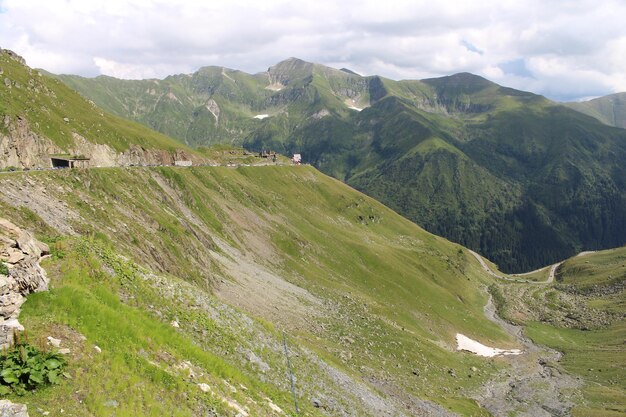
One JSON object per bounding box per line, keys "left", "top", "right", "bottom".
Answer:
{"left": 490, "top": 248, "right": 626, "bottom": 416}
{"left": 0, "top": 49, "right": 190, "bottom": 154}
{"left": 566, "top": 93, "right": 626, "bottom": 129}
{"left": 0, "top": 166, "right": 525, "bottom": 416}
{"left": 53, "top": 58, "right": 626, "bottom": 273}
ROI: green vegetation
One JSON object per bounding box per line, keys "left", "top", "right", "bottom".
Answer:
{"left": 488, "top": 248, "right": 626, "bottom": 416}
{"left": 0, "top": 49, "right": 192, "bottom": 153}
{"left": 0, "top": 166, "right": 518, "bottom": 415}
{"left": 0, "top": 262, "right": 8, "bottom": 275}
{"left": 54, "top": 58, "right": 626, "bottom": 272}
{"left": 0, "top": 332, "right": 66, "bottom": 396}
{"left": 566, "top": 92, "right": 626, "bottom": 129}
{"left": 14, "top": 237, "right": 297, "bottom": 416}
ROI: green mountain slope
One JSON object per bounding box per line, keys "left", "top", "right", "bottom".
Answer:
{"left": 0, "top": 49, "right": 198, "bottom": 169}
{"left": 492, "top": 247, "right": 626, "bottom": 416}
{"left": 54, "top": 59, "right": 626, "bottom": 273}
{"left": 566, "top": 92, "right": 626, "bottom": 129}
{"left": 2, "top": 165, "right": 531, "bottom": 416}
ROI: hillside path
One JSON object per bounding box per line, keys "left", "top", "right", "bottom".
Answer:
{"left": 468, "top": 249, "right": 595, "bottom": 284}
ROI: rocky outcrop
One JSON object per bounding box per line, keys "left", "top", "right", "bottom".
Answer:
{"left": 0, "top": 400, "right": 29, "bottom": 417}
{"left": 0, "top": 218, "right": 49, "bottom": 349}
{"left": 0, "top": 116, "right": 202, "bottom": 169}
{"left": 0, "top": 115, "right": 62, "bottom": 169}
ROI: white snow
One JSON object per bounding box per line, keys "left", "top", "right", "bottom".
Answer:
{"left": 253, "top": 114, "right": 270, "bottom": 119}
{"left": 456, "top": 333, "right": 522, "bottom": 357}
{"left": 348, "top": 106, "right": 363, "bottom": 111}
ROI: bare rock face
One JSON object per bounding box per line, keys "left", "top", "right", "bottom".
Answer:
{"left": 0, "top": 116, "right": 62, "bottom": 169}
{"left": 0, "top": 399, "right": 29, "bottom": 417}
{"left": 0, "top": 116, "right": 204, "bottom": 170}
{"left": 0, "top": 218, "right": 49, "bottom": 349}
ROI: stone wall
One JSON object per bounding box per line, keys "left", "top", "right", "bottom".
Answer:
{"left": 0, "top": 218, "right": 49, "bottom": 349}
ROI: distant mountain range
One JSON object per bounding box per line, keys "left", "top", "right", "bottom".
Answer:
{"left": 565, "top": 92, "right": 626, "bottom": 129}
{"left": 53, "top": 58, "right": 626, "bottom": 272}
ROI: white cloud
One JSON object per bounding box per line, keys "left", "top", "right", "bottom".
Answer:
{"left": 0, "top": 0, "right": 625, "bottom": 100}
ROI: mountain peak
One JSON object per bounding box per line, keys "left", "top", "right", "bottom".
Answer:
{"left": 421, "top": 72, "right": 497, "bottom": 97}
{"left": 267, "top": 57, "right": 315, "bottom": 86}
{"left": 423, "top": 72, "right": 494, "bottom": 88}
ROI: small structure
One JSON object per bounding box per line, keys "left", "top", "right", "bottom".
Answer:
{"left": 292, "top": 154, "right": 302, "bottom": 165}
{"left": 50, "top": 155, "right": 90, "bottom": 169}
{"left": 259, "top": 150, "right": 277, "bottom": 159}
{"left": 174, "top": 160, "right": 192, "bottom": 167}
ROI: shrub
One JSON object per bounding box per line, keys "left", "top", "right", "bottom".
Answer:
{"left": 0, "top": 332, "right": 66, "bottom": 395}
{"left": 0, "top": 262, "right": 8, "bottom": 276}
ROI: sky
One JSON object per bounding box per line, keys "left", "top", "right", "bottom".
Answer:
{"left": 1, "top": 0, "right": 625, "bottom": 101}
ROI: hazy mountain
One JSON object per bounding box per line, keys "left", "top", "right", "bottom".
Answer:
{"left": 565, "top": 92, "right": 626, "bottom": 129}
{"left": 54, "top": 59, "right": 626, "bottom": 272}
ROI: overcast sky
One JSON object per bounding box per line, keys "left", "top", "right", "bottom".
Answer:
{"left": 1, "top": 0, "right": 624, "bottom": 101}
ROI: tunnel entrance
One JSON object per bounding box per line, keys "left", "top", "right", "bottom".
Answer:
{"left": 51, "top": 158, "right": 71, "bottom": 168}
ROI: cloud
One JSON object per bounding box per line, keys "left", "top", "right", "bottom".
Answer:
{"left": 0, "top": 0, "right": 624, "bottom": 100}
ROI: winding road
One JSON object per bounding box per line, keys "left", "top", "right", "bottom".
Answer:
{"left": 469, "top": 249, "right": 597, "bottom": 284}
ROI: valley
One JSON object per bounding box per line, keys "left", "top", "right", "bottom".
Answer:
{"left": 1, "top": 165, "right": 623, "bottom": 416}
{"left": 54, "top": 57, "right": 626, "bottom": 273}
{"left": 1, "top": 47, "right": 624, "bottom": 416}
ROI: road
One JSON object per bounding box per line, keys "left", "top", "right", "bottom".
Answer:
{"left": 468, "top": 249, "right": 597, "bottom": 284}
{"left": 0, "top": 161, "right": 299, "bottom": 175}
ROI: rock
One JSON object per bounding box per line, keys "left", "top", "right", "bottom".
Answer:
{"left": 170, "top": 320, "right": 180, "bottom": 328}
{"left": 312, "top": 398, "right": 322, "bottom": 408}
{"left": 7, "top": 250, "right": 24, "bottom": 264}
{"left": 0, "top": 319, "right": 24, "bottom": 349}
{"left": 0, "top": 218, "right": 50, "bottom": 343}
{"left": 58, "top": 348, "right": 71, "bottom": 355}
{"left": 63, "top": 117, "right": 69, "bottom": 123}
{"left": 412, "top": 369, "right": 420, "bottom": 376}
{"left": 0, "top": 399, "right": 29, "bottom": 417}
{"left": 197, "top": 383, "right": 212, "bottom": 393}
{"left": 94, "top": 345, "right": 102, "bottom": 353}
{"left": 47, "top": 336, "right": 61, "bottom": 347}
{"left": 244, "top": 350, "right": 270, "bottom": 372}
{"left": 103, "top": 400, "right": 118, "bottom": 408}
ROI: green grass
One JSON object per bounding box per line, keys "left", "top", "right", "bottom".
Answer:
{"left": 557, "top": 248, "right": 626, "bottom": 291}
{"left": 1, "top": 50, "right": 192, "bottom": 153}
{"left": 16, "top": 237, "right": 299, "bottom": 416}
{"left": 524, "top": 247, "right": 626, "bottom": 416}
{"left": 0, "top": 165, "right": 518, "bottom": 415}
{"left": 526, "top": 322, "right": 626, "bottom": 416}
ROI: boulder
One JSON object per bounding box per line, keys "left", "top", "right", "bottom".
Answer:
{"left": 0, "top": 218, "right": 49, "bottom": 348}
{"left": 0, "top": 399, "right": 29, "bottom": 417}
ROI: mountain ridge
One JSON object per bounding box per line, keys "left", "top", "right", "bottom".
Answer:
{"left": 44, "top": 57, "right": 626, "bottom": 272}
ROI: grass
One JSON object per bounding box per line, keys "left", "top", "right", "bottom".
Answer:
{"left": 16, "top": 237, "right": 301, "bottom": 416}
{"left": 524, "top": 247, "right": 626, "bottom": 416}
{"left": 0, "top": 50, "right": 192, "bottom": 153}
{"left": 0, "top": 165, "right": 520, "bottom": 415}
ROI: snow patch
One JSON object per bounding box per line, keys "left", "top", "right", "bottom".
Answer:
{"left": 456, "top": 333, "right": 522, "bottom": 357}
{"left": 253, "top": 114, "right": 270, "bottom": 119}
{"left": 348, "top": 106, "right": 363, "bottom": 111}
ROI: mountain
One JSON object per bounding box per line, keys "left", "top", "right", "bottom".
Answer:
{"left": 2, "top": 165, "right": 621, "bottom": 416}
{"left": 2, "top": 49, "right": 623, "bottom": 415}
{"left": 54, "top": 59, "right": 626, "bottom": 273}
{"left": 0, "top": 165, "right": 516, "bottom": 416}
{"left": 0, "top": 48, "right": 199, "bottom": 169}
{"left": 565, "top": 92, "right": 626, "bottom": 129}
